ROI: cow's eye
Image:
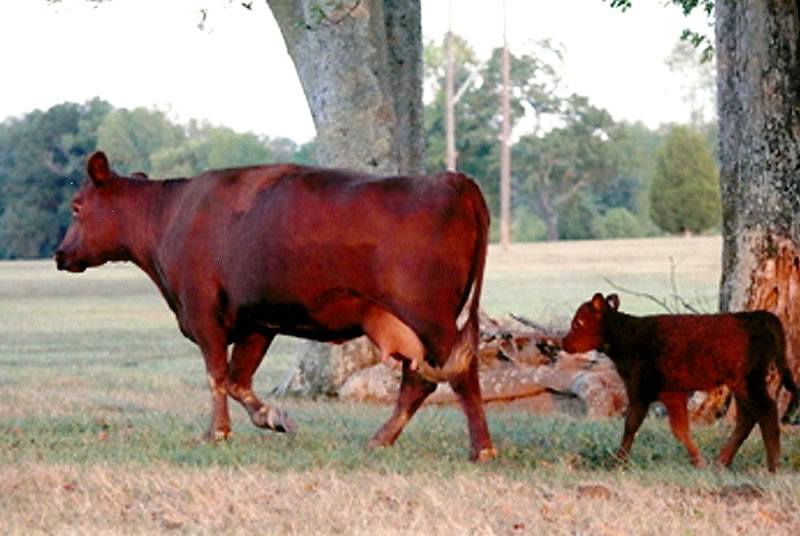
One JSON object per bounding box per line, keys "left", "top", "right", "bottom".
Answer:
{"left": 72, "top": 202, "right": 82, "bottom": 216}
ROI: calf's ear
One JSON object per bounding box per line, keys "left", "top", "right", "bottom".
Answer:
{"left": 591, "top": 293, "right": 605, "bottom": 311}
{"left": 87, "top": 151, "right": 111, "bottom": 186}
{"left": 606, "top": 294, "right": 620, "bottom": 311}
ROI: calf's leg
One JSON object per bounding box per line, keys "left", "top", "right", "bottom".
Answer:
{"left": 616, "top": 397, "right": 649, "bottom": 461}
{"left": 227, "top": 332, "right": 295, "bottom": 433}
{"left": 719, "top": 374, "right": 780, "bottom": 472}
{"left": 659, "top": 391, "right": 704, "bottom": 467}
{"left": 717, "top": 393, "right": 757, "bottom": 469}
{"left": 747, "top": 375, "right": 781, "bottom": 472}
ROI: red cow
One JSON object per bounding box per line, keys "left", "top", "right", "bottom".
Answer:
{"left": 55, "top": 151, "right": 496, "bottom": 461}
{"left": 562, "top": 293, "right": 798, "bottom": 471}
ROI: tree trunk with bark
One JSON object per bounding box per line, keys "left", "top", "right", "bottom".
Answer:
{"left": 267, "top": 0, "right": 424, "bottom": 397}
{"left": 267, "top": 0, "right": 423, "bottom": 175}
{"left": 715, "top": 0, "right": 800, "bottom": 414}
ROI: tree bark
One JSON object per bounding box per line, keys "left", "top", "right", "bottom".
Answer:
{"left": 267, "top": 0, "right": 424, "bottom": 397}
{"left": 267, "top": 0, "right": 423, "bottom": 175}
{"left": 716, "top": 0, "right": 800, "bottom": 413}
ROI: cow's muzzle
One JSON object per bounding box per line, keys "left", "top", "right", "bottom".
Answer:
{"left": 54, "top": 249, "right": 86, "bottom": 272}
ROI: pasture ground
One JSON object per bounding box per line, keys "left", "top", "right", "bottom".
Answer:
{"left": 2, "top": 236, "right": 800, "bottom": 534}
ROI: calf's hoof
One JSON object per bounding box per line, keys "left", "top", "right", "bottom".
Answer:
{"left": 252, "top": 406, "right": 296, "bottom": 434}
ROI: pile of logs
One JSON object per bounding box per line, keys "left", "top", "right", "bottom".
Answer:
{"left": 274, "top": 311, "right": 632, "bottom": 417}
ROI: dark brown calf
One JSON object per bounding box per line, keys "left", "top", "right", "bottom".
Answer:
{"left": 562, "top": 293, "right": 799, "bottom": 471}
{"left": 55, "top": 151, "right": 495, "bottom": 461}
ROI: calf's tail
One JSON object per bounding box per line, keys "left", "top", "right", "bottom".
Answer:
{"left": 775, "top": 328, "right": 800, "bottom": 424}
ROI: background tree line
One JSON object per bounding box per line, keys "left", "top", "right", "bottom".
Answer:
{"left": 422, "top": 34, "right": 719, "bottom": 242}
{"left": 0, "top": 37, "right": 719, "bottom": 260}
{"left": 0, "top": 99, "right": 315, "bottom": 259}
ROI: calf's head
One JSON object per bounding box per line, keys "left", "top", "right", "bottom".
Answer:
{"left": 562, "top": 293, "right": 619, "bottom": 353}
{"left": 55, "top": 151, "right": 130, "bottom": 272}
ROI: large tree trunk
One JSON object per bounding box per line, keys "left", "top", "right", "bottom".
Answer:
{"left": 267, "top": 0, "right": 423, "bottom": 175}
{"left": 267, "top": 0, "right": 424, "bottom": 397}
{"left": 716, "top": 0, "right": 800, "bottom": 414}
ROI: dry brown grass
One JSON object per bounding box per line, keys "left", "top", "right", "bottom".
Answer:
{"left": 2, "top": 463, "right": 799, "bottom": 535}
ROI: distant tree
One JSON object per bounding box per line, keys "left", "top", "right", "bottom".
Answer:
{"left": 424, "top": 37, "right": 562, "bottom": 232}
{"left": 151, "top": 124, "right": 316, "bottom": 178}
{"left": 291, "top": 139, "right": 318, "bottom": 166}
{"left": 665, "top": 39, "right": 716, "bottom": 127}
{"left": 649, "top": 125, "right": 719, "bottom": 235}
{"left": 0, "top": 99, "right": 111, "bottom": 258}
{"left": 591, "top": 207, "right": 643, "bottom": 239}
{"left": 96, "top": 107, "right": 184, "bottom": 175}
{"left": 150, "top": 122, "right": 271, "bottom": 177}
{"left": 513, "top": 95, "right": 618, "bottom": 241}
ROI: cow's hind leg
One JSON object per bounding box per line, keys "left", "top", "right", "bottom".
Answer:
{"left": 660, "top": 391, "right": 704, "bottom": 467}
{"left": 368, "top": 362, "right": 437, "bottom": 449}
{"left": 449, "top": 355, "right": 495, "bottom": 461}
{"left": 363, "top": 306, "right": 436, "bottom": 449}
{"left": 227, "top": 332, "right": 295, "bottom": 433}
{"left": 195, "top": 329, "right": 233, "bottom": 441}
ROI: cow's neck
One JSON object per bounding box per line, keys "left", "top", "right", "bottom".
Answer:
{"left": 115, "top": 178, "right": 186, "bottom": 283}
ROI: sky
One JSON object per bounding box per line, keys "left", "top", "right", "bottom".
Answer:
{"left": 0, "top": 0, "right": 712, "bottom": 144}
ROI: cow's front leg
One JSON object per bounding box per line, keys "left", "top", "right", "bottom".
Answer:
{"left": 227, "top": 332, "right": 295, "bottom": 433}
{"left": 449, "top": 355, "right": 495, "bottom": 461}
{"left": 368, "top": 362, "right": 436, "bottom": 449}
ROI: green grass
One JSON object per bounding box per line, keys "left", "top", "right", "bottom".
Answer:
{"left": 3, "top": 236, "right": 800, "bottom": 534}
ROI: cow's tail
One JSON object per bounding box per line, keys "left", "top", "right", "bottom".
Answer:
{"left": 776, "top": 327, "right": 800, "bottom": 423}
{"left": 414, "top": 177, "right": 489, "bottom": 383}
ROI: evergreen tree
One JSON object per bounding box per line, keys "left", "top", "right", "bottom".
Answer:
{"left": 649, "top": 125, "right": 719, "bottom": 235}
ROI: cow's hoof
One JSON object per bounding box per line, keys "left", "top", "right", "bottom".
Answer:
{"left": 472, "top": 447, "right": 498, "bottom": 462}
{"left": 253, "top": 406, "right": 296, "bottom": 434}
{"left": 204, "top": 428, "right": 231, "bottom": 442}
{"left": 366, "top": 437, "right": 391, "bottom": 451}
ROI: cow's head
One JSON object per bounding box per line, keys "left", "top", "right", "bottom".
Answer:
{"left": 562, "top": 293, "right": 619, "bottom": 353}
{"left": 55, "top": 151, "right": 131, "bottom": 272}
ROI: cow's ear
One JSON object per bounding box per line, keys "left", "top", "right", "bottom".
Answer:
{"left": 591, "top": 293, "right": 605, "bottom": 311}
{"left": 606, "top": 294, "right": 620, "bottom": 311}
{"left": 87, "top": 151, "right": 111, "bottom": 186}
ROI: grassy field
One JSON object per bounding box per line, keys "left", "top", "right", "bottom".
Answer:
{"left": 2, "top": 236, "right": 800, "bottom": 534}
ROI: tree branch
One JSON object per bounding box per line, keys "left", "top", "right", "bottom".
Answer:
{"left": 602, "top": 277, "right": 676, "bottom": 313}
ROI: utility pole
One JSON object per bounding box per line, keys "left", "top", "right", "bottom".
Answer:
{"left": 445, "top": 0, "right": 456, "bottom": 171}
{"left": 499, "top": 0, "right": 512, "bottom": 249}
